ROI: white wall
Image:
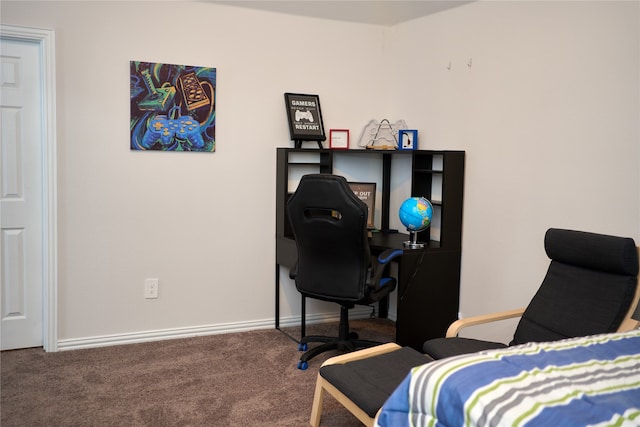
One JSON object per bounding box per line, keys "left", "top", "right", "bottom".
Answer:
{"left": 1, "top": 0, "right": 638, "bottom": 347}
{"left": 1, "top": 1, "right": 389, "bottom": 345}
{"left": 389, "top": 1, "right": 640, "bottom": 340}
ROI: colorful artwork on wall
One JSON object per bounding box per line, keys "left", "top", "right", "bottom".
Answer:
{"left": 130, "top": 61, "right": 216, "bottom": 152}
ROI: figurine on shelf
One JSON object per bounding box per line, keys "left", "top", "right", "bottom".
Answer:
{"left": 357, "top": 119, "right": 408, "bottom": 150}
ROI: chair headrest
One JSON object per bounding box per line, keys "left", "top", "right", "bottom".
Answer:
{"left": 290, "top": 174, "right": 366, "bottom": 214}
{"left": 545, "top": 228, "right": 638, "bottom": 276}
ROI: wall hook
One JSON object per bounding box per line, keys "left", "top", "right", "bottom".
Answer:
{"left": 467, "top": 58, "right": 473, "bottom": 68}
{"left": 447, "top": 61, "right": 452, "bottom": 71}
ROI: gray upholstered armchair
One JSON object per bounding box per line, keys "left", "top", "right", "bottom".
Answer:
{"left": 422, "top": 228, "right": 639, "bottom": 359}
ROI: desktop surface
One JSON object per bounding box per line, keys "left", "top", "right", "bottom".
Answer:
{"left": 368, "top": 231, "right": 441, "bottom": 253}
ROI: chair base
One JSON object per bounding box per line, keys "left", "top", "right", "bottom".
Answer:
{"left": 299, "top": 305, "right": 384, "bottom": 367}
{"left": 300, "top": 336, "right": 383, "bottom": 363}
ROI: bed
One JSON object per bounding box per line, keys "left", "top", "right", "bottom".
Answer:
{"left": 375, "top": 329, "right": 640, "bottom": 427}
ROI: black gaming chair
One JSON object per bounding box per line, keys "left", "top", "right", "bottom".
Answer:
{"left": 287, "top": 174, "right": 402, "bottom": 370}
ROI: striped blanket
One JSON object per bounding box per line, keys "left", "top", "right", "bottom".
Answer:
{"left": 375, "top": 330, "right": 640, "bottom": 427}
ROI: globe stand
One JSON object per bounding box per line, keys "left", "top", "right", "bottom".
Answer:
{"left": 403, "top": 230, "right": 425, "bottom": 249}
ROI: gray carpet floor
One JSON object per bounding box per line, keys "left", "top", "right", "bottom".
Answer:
{"left": 1, "top": 318, "right": 396, "bottom": 426}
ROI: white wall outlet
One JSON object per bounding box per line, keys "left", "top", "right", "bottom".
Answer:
{"left": 145, "top": 278, "right": 159, "bottom": 299}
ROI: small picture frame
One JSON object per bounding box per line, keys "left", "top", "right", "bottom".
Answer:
{"left": 399, "top": 129, "right": 418, "bottom": 151}
{"left": 284, "top": 93, "right": 326, "bottom": 148}
{"left": 330, "top": 129, "right": 350, "bottom": 149}
{"left": 348, "top": 182, "right": 376, "bottom": 229}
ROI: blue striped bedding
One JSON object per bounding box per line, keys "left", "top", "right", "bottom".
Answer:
{"left": 375, "top": 330, "right": 640, "bottom": 427}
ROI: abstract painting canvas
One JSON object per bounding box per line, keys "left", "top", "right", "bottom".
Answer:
{"left": 130, "top": 61, "right": 216, "bottom": 152}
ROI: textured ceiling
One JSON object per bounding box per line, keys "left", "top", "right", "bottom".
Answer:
{"left": 212, "top": 1, "right": 472, "bottom": 26}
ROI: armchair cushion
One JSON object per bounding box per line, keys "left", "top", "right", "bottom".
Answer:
{"left": 422, "top": 337, "right": 506, "bottom": 359}
{"left": 319, "top": 346, "right": 431, "bottom": 418}
{"left": 544, "top": 228, "right": 638, "bottom": 275}
{"left": 511, "top": 229, "right": 638, "bottom": 345}
{"left": 423, "top": 228, "right": 638, "bottom": 361}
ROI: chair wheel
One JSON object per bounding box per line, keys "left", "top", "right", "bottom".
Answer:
{"left": 297, "top": 361, "right": 308, "bottom": 370}
{"left": 298, "top": 343, "right": 308, "bottom": 351}
{"left": 349, "top": 332, "right": 359, "bottom": 339}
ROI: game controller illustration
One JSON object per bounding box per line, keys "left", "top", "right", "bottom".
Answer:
{"left": 138, "top": 69, "right": 176, "bottom": 113}
{"left": 141, "top": 106, "right": 205, "bottom": 149}
{"left": 357, "top": 119, "right": 408, "bottom": 149}
{"left": 178, "top": 72, "right": 210, "bottom": 111}
{"left": 295, "top": 110, "right": 314, "bottom": 122}
{"left": 399, "top": 130, "right": 418, "bottom": 150}
{"left": 130, "top": 61, "right": 216, "bottom": 152}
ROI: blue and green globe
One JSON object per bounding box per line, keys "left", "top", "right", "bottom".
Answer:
{"left": 399, "top": 197, "right": 433, "bottom": 232}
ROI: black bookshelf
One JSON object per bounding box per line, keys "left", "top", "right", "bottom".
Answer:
{"left": 275, "top": 148, "right": 465, "bottom": 349}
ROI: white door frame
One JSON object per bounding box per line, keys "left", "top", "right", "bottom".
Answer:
{"left": 1, "top": 25, "right": 58, "bottom": 351}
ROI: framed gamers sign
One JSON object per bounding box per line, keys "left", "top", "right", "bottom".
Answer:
{"left": 130, "top": 61, "right": 216, "bottom": 152}
{"left": 284, "top": 92, "right": 326, "bottom": 149}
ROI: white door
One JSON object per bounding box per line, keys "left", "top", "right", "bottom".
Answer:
{"left": 1, "top": 37, "right": 45, "bottom": 350}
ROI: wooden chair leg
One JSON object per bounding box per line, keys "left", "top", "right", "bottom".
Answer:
{"left": 309, "top": 343, "right": 403, "bottom": 426}
{"left": 310, "top": 373, "right": 326, "bottom": 427}
{"left": 320, "top": 379, "right": 374, "bottom": 426}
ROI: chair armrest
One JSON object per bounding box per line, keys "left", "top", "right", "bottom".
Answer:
{"left": 618, "top": 264, "right": 640, "bottom": 332}
{"left": 320, "top": 343, "right": 402, "bottom": 367}
{"left": 446, "top": 308, "right": 526, "bottom": 338}
{"left": 368, "top": 249, "right": 403, "bottom": 286}
{"left": 377, "top": 249, "right": 404, "bottom": 265}
{"left": 619, "top": 318, "right": 640, "bottom": 331}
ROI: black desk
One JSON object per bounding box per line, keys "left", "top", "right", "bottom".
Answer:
{"left": 275, "top": 233, "right": 460, "bottom": 351}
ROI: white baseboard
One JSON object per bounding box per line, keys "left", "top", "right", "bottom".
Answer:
{"left": 56, "top": 307, "right": 375, "bottom": 351}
